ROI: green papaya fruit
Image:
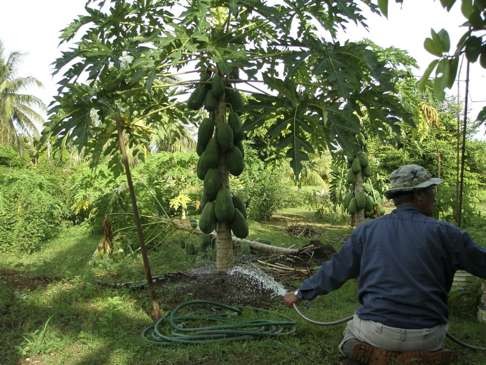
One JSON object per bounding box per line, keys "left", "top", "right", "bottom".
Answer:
{"left": 235, "top": 139, "right": 244, "bottom": 158}
{"left": 357, "top": 151, "right": 369, "bottom": 168}
{"left": 203, "top": 138, "right": 219, "bottom": 166}
{"left": 343, "top": 192, "right": 354, "bottom": 208}
{"left": 228, "top": 112, "right": 243, "bottom": 142}
{"left": 196, "top": 138, "right": 219, "bottom": 180}
{"left": 199, "top": 201, "right": 216, "bottom": 234}
{"left": 355, "top": 192, "right": 367, "bottom": 210}
{"left": 210, "top": 74, "right": 225, "bottom": 99}
{"left": 204, "top": 90, "right": 218, "bottom": 111}
{"left": 365, "top": 195, "right": 374, "bottom": 212}
{"left": 231, "top": 209, "right": 248, "bottom": 238}
{"left": 204, "top": 168, "right": 222, "bottom": 201}
{"left": 196, "top": 118, "right": 215, "bottom": 156}
{"left": 227, "top": 88, "right": 243, "bottom": 112}
{"left": 226, "top": 146, "right": 244, "bottom": 176}
{"left": 347, "top": 169, "right": 356, "bottom": 184}
{"left": 351, "top": 158, "right": 361, "bottom": 174}
{"left": 187, "top": 83, "right": 208, "bottom": 110}
{"left": 215, "top": 187, "right": 235, "bottom": 223}
{"left": 216, "top": 123, "right": 234, "bottom": 152}
{"left": 363, "top": 165, "right": 371, "bottom": 178}
{"left": 348, "top": 198, "right": 358, "bottom": 215}
{"left": 196, "top": 158, "right": 207, "bottom": 180}
{"left": 232, "top": 195, "right": 247, "bottom": 218}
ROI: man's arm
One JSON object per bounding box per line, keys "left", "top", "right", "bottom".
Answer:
{"left": 297, "top": 229, "right": 363, "bottom": 301}
{"left": 454, "top": 229, "right": 486, "bottom": 278}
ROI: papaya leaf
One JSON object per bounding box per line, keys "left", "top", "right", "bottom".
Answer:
{"left": 286, "top": 148, "right": 309, "bottom": 179}
{"left": 440, "top": 0, "right": 457, "bottom": 10}
{"left": 262, "top": 74, "right": 299, "bottom": 107}
{"left": 59, "top": 15, "right": 92, "bottom": 44}
{"left": 461, "top": 0, "right": 474, "bottom": 17}
{"left": 378, "top": 0, "right": 388, "bottom": 17}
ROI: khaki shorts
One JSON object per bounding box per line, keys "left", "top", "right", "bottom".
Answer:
{"left": 339, "top": 314, "right": 448, "bottom": 354}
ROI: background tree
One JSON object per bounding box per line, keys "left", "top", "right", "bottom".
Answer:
{"left": 0, "top": 40, "right": 45, "bottom": 151}
{"left": 378, "top": 0, "right": 486, "bottom": 123}
{"left": 41, "top": 0, "right": 195, "bottom": 319}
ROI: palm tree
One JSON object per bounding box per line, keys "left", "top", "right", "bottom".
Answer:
{"left": 0, "top": 41, "right": 45, "bottom": 150}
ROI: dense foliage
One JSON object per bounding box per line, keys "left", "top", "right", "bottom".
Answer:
{"left": 0, "top": 155, "right": 67, "bottom": 253}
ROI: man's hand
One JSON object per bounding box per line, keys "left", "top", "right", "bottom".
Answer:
{"left": 283, "top": 290, "right": 300, "bottom": 308}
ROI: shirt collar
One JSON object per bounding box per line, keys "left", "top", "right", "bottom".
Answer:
{"left": 392, "top": 203, "right": 421, "bottom": 214}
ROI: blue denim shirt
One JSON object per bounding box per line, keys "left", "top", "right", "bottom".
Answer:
{"left": 298, "top": 204, "right": 486, "bottom": 329}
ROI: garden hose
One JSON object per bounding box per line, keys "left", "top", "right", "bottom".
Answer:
{"left": 292, "top": 303, "right": 486, "bottom": 351}
{"left": 143, "top": 300, "right": 296, "bottom": 345}
{"left": 292, "top": 303, "right": 352, "bottom": 326}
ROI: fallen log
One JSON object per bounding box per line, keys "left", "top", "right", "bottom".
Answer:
{"left": 170, "top": 218, "right": 299, "bottom": 255}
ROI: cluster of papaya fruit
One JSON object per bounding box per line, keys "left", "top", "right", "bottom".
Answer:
{"left": 344, "top": 152, "right": 375, "bottom": 216}
{"left": 188, "top": 69, "right": 248, "bottom": 239}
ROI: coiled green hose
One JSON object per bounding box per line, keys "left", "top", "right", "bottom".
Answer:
{"left": 143, "top": 300, "right": 296, "bottom": 345}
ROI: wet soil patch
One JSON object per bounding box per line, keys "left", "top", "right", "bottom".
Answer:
{"left": 160, "top": 271, "right": 281, "bottom": 309}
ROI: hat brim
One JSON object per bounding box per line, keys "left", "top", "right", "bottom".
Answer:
{"left": 384, "top": 177, "right": 443, "bottom": 199}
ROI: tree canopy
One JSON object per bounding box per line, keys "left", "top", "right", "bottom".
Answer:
{"left": 0, "top": 41, "right": 45, "bottom": 151}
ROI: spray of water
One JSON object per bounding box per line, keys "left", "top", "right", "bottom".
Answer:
{"left": 228, "top": 264, "right": 287, "bottom": 297}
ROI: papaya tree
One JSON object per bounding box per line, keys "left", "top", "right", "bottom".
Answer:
{"left": 147, "top": 0, "right": 413, "bottom": 268}
{"left": 46, "top": 0, "right": 416, "bottom": 276}
{"left": 40, "top": 0, "right": 193, "bottom": 319}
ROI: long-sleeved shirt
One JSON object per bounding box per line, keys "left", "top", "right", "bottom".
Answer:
{"left": 298, "top": 204, "right": 486, "bottom": 329}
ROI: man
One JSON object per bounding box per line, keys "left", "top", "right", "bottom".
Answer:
{"left": 283, "top": 164, "right": 486, "bottom": 364}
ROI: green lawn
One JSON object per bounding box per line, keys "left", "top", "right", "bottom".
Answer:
{"left": 1, "top": 205, "right": 486, "bottom": 365}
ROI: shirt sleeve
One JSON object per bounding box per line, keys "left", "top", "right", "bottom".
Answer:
{"left": 453, "top": 229, "right": 486, "bottom": 278}
{"left": 298, "top": 229, "right": 363, "bottom": 301}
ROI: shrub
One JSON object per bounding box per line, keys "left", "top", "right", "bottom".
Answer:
{"left": 304, "top": 188, "right": 349, "bottom": 224}
{"left": 232, "top": 146, "right": 290, "bottom": 221}
{"left": 67, "top": 152, "right": 199, "bottom": 253}
{"left": 0, "top": 167, "right": 67, "bottom": 253}
{"left": 0, "top": 145, "right": 28, "bottom": 167}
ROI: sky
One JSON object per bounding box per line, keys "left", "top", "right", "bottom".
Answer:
{"left": 0, "top": 0, "right": 484, "bottom": 138}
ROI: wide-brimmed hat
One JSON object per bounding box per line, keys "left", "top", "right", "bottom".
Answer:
{"left": 384, "top": 164, "right": 443, "bottom": 198}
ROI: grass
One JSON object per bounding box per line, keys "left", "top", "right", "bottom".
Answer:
{"left": 1, "top": 201, "right": 486, "bottom": 365}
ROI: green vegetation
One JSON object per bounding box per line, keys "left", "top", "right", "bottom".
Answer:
{"left": 1, "top": 200, "right": 486, "bottom": 364}
{"left": 1, "top": 0, "right": 485, "bottom": 363}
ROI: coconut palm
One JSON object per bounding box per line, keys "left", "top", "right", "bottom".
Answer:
{"left": 0, "top": 41, "right": 45, "bottom": 150}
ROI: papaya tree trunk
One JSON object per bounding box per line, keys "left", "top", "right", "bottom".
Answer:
{"left": 116, "top": 120, "right": 161, "bottom": 320}
{"left": 352, "top": 172, "right": 365, "bottom": 226}
{"left": 214, "top": 94, "right": 234, "bottom": 272}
